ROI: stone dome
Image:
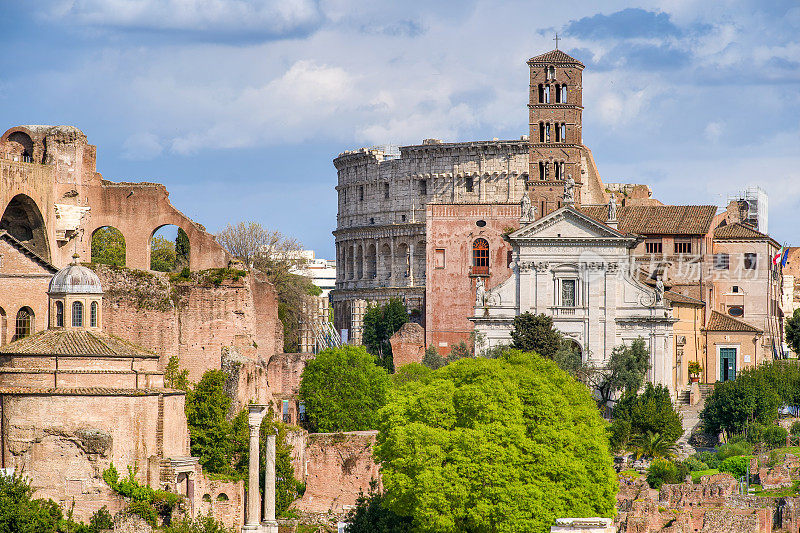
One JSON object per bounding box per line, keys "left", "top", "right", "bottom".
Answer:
{"left": 48, "top": 259, "right": 103, "bottom": 295}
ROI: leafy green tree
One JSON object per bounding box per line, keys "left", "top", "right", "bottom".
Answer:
{"left": 391, "top": 363, "right": 432, "bottom": 387}
{"left": 718, "top": 456, "right": 749, "bottom": 478}
{"left": 344, "top": 481, "right": 413, "bottom": 533}
{"left": 589, "top": 338, "right": 650, "bottom": 406}
{"left": 151, "top": 236, "right": 177, "bottom": 272}
{"left": 0, "top": 471, "right": 62, "bottom": 533}
{"left": 787, "top": 309, "right": 800, "bottom": 355}
{"left": 175, "top": 228, "right": 190, "bottom": 270}
{"left": 88, "top": 506, "right": 114, "bottom": 533}
{"left": 164, "top": 355, "right": 190, "bottom": 391}
{"left": 701, "top": 368, "right": 780, "bottom": 435}
{"left": 375, "top": 351, "right": 616, "bottom": 533}
{"left": 613, "top": 383, "right": 683, "bottom": 446}
{"left": 362, "top": 299, "right": 409, "bottom": 372}
{"left": 646, "top": 459, "right": 687, "bottom": 489}
{"left": 422, "top": 346, "right": 446, "bottom": 370}
{"left": 299, "top": 346, "right": 391, "bottom": 432}
{"left": 91, "top": 226, "right": 126, "bottom": 267}
{"left": 185, "top": 370, "right": 237, "bottom": 475}
{"left": 163, "top": 515, "right": 235, "bottom": 533}
{"left": 447, "top": 341, "right": 471, "bottom": 361}
{"left": 509, "top": 312, "right": 562, "bottom": 358}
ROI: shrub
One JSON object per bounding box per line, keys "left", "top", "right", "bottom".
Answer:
{"left": 162, "top": 515, "right": 235, "bottom": 533}
{"left": 791, "top": 421, "right": 800, "bottom": 436}
{"left": 719, "top": 456, "right": 749, "bottom": 478}
{"left": 126, "top": 500, "right": 158, "bottom": 527}
{"left": 683, "top": 456, "right": 708, "bottom": 472}
{"left": 764, "top": 424, "right": 788, "bottom": 447}
{"left": 89, "top": 506, "right": 114, "bottom": 532}
{"left": 746, "top": 422, "right": 766, "bottom": 444}
{"left": 422, "top": 346, "right": 446, "bottom": 370}
{"left": 647, "top": 459, "right": 680, "bottom": 489}
{"left": 609, "top": 418, "right": 631, "bottom": 452}
{"left": 613, "top": 383, "right": 683, "bottom": 448}
{"left": 717, "top": 439, "right": 753, "bottom": 461}
{"left": 695, "top": 450, "right": 721, "bottom": 469}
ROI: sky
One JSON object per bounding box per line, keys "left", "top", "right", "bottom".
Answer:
{"left": 0, "top": 1, "right": 798, "bottom": 257}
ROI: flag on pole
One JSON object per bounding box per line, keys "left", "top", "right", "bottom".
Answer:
{"left": 782, "top": 247, "right": 791, "bottom": 268}
{"left": 773, "top": 246, "right": 784, "bottom": 267}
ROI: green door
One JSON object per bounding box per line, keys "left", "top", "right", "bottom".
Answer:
{"left": 720, "top": 348, "right": 737, "bottom": 381}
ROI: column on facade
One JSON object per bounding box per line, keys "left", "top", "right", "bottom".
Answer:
{"left": 408, "top": 241, "right": 415, "bottom": 287}
{"left": 261, "top": 432, "right": 278, "bottom": 533}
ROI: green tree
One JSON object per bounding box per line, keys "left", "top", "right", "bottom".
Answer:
{"left": 447, "top": 341, "right": 472, "bottom": 361}
{"left": 88, "top": 506, "right": 114, "bottom": 533}
{"left": 299, "top": 346, "right": 391, "bottom": 432}
{"left": 509, "top": 312, "right": 562, "bottom": 358}
{"left": 175, "top": 228, "right": 190, "bottom": 270}
{"left": 91, "top": 227, "right": 126, "bottom": 267}
{"left": 375, "top": 351, "right": 616, "bottom": 533}
{"left": 164, "top": 355, "right": 190, "bottom": 391}
{"left": 362, "top": 299, "right": 409, "bottom": 372}
{"left": 163, "top": 515, "right": 234, "bottom": 533}
{"left": 787, "top": 309, "right": 800, "bottom": 355}
{"left": 613, "top": 383, "right": 683, "bottom": 446}
{"left": 185, "top": 370, "right": 237, "bottom": 475}
{"left": 151, "top": 236, "right": 177, "bottom": 272}
{"left": 391, "top": 363, "right": 432, "bottom": 387}
{"left": 422, "top": 346, "right": 446, "bottom": 370}
{"left": 589, "top": 338, "right": 650, "bottom": 406}
{"left": 633, "top": 431, "right": 677, "bottom": 459}
{"left": 701, "top": 367, "right": 781, "bottom": 435}
{"left": 0, "top": 471, "right": 62, "bottom": 533}
{"left": 344, "top": 481, "right": 413, "bottom": 533}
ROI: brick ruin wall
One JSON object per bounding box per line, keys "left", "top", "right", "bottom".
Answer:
{"left": 389, "top": 321, "right": 425, "bottom": 366}
{"left": 95, "top": 266, "right": 282, "bottom": 381}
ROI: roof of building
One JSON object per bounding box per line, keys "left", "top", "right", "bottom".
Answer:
{"left": 667, "top": 283, "right": 705, "bottom": 302}
{"left": 713, "top": 222, "right": 770, "bottom": 240}
{"left": 0, "top": 330, "right": 159, "bottom": 358}
{"left": 0, "top": 231, "right": 57, "bottom": 273}
{"left": 580, "top": 205, "right": 717, "bottom": 235}
{"left": 0, "top": 387, "right": 182, "bottom": 396}
{"left": 528, "top": 49, "right": 584, "bottom": 66}
{"left": 665, "top": 290, "right": 705, "bottom": 306}
{"left": 49, "top": 259, "right": 103, "bottom": 294}
{"left": 704, "top": 310, "right": 762, "bottom": 333}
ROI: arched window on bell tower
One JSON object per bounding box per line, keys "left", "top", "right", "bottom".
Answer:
{"left": 555, "top": 84, "right": 561, "bottom": 103}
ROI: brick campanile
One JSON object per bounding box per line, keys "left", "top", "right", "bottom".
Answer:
{"left": 527, "top": 49, "right": 585, "bottom": 216}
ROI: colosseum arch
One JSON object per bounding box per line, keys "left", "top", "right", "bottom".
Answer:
{"left": 0, "top": 194, "right": 50, "bottom": 261}
{"left": 90, "top": 226, "right": 126, "bottom": 267}
{"left": 379, "top": 243, "right": 391, "bottom": 280}
{"left": 356, "top": 244, "right": 364, "bottom": 279}
{"left": 366, "top": 243, "right": 377, "bottom": 280}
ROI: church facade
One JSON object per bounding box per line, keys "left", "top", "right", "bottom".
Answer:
{"left": 471, "top": 201, "right": 677, "bottom": 392}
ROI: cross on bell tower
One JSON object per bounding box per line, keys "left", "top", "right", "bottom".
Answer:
{"left": 553, "top": 33, "right": 560, "bottom": 49}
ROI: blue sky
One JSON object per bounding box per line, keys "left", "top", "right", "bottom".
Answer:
{"left": 1, "top": 1, "right": 798, "bottom": 257}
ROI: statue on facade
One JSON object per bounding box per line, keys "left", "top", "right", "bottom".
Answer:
{"left": 475, "top": 277, "right": 486, "bottom": 307}
{"left": 608, "top": 193, "right": 618, "bottom": 222}
{"left": 563, "top": 174, "right": 575, "bottom": 205}
{"left": 655, "top": 275, "right": 664, "bottom": 306}
{"left": 520, "top": 193, "right": 536, "bottom": 222}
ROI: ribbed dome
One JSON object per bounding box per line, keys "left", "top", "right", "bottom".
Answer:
{"left": 49, "top": 262, "right": 103, "bottom": 295}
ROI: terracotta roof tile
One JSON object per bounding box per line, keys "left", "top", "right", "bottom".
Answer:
{"left": 713, "top": 222, "right": 769, "bottom": 240}
{"left": 0, "top": 330, "right": 159, "bottom": 358}
{"left": 527, "top": 49, "right": 584, "bottom": 66}
{"left": 665, "top": 290, "right": 705, "bottom": 306}
{"left": 580, "top": 205, "right": 717, "bottom": 235}
{"left": 704, "top": 311, "right": 762, "bottom": 333}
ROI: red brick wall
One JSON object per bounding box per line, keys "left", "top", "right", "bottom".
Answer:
{"left": 0, "top": 239, "right": 52, "bottom": 344}
{"left": 425, "top": 204, "right": 519, "bottom": 354}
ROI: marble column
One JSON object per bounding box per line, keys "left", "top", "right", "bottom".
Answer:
{"left": 242, "top": 405, "right": 266, "bottom": 532}
{"left": 262, "top": 432, "right": 278, "bottom": 533}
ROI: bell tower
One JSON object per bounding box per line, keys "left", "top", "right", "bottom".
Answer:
{"left": 527, "top": 48, "right": 585, "bottom": 216}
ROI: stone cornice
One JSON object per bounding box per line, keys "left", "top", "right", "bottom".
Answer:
{"left": 333, "top": 223, "right": 425, "bottom": 240}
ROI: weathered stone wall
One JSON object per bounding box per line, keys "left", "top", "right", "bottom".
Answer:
{"left": 195, "top": 477, "right": 245, "bottom": 530}
{"left": 389, "top": 322, "right": 425, "bottom": 367}
{"left": 0, "top": 237, "right": 55, "bottom": 344}
{"left": 96, "top": 266, "right": 282, "bottom": 381}
{"left": 292, "top": 431, "right": 380, "bottom": 516}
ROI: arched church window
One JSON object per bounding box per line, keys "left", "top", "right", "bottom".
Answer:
{"left": 561, "top": 85, "right": 568, "bottom": 103}
{"left": 472, "top": 239, "right": 489, "bottom": 276}
{"left": 90, "top": 302, "right": 98, "bottom": 327}
{"left": 555, "top": 84, "right": 561, "bottom": 103}
{"left": 56, "top": 301, "right": 64, "bottom": 327}
{"left": 72, "top": 301, "right": 83, "bottom": 328}
{"left": 14, "top": 307, "right": 34, "bottom": 340}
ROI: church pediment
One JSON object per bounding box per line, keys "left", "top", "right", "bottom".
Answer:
{"left": 508, "top": 206, "right": 634, "bottom": 242}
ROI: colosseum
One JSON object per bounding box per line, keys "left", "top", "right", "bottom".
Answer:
{"left": 332, "top": 49, "right": 653, "bottom": 350}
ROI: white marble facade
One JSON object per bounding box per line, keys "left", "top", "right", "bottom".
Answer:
{"left": 471, "top": 206, "right": 676, "bottom": 393}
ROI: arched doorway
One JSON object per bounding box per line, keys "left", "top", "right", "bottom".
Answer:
{"left": 150, "top": 225, "right": 190, "bottom": 272}
{"left": 91, "top": 226, "right": 126, "bottom": 266}
{"left": 0, "top": 194, "right": 49, "bottom": 261}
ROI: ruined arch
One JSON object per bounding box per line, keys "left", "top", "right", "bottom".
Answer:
{"left": 0, "top": 194, "right": 49, "bottom": 261}
{"left": 150, "top": 224, "right": 190, "bottom": 272}
{"left": 6, "top": 131, "right": 34, "bottom": 162}
{"left": 91, "top": 226, "right": 126, "bottom": 267}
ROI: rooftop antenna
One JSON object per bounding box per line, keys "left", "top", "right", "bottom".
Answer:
{"left": 554, "top": 33, "right": 560, "bottom": 50}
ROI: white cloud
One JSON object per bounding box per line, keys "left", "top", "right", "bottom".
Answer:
{"left": 121, "top": 132, "right": 163, "bottom": 160}
{"left": 704, "top": 121, "right": 723, "bottom": 142}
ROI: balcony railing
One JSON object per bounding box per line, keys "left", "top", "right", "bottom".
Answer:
{"left": 470, "top": 265, "right": 489, "bottom": 277}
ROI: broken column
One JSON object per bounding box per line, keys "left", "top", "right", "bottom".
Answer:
{"left": 242, "top": 405, "right": 266, "bottom": 532}
{"left": 262, "top": 431, "right": 278, "bottom": 533}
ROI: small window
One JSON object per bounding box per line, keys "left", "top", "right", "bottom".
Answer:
{"left": 476, "top": 220, "right": 486, "bottom": 227}
{"left": 369, "top": 217, "right": 375, "bottom": 225}
{"left": 731, "top": 286, "right": 739, "bottom": 293}
{"left": 472, "top": 239, "right": 489, "bottom": 276}
{"left": 545, "top": 123, "right": 551, "bottom": 142}
{"left": 544, "top": 85, "right": 550, "bottom": 103}
{"left": 561, "top": 85, "right": 568, "bottom": 103}
{"left": 359, "top": 185, "right": 364, "bottom": 202}
{"left": 401, "top": 214, "right": 406, "bottom": 222}
{"left": 538, "top": 84, "right": 545, "bottom": 103}
{"left": 384, "top": 182, "right": 390, "bottom": 199}
{"left": 216, "top": 493, "right": 229, "bottom": 502}
{"left": 465, "top": 177, "right": 474, "bottom": 192}
{"left": 419, "top": 180, "right": 427, "bottom": 196}
{"left": 561, "top": 279, "right": 576, "bottom": 307}
{"left": 14, "top": 307, "right": 34, "bottom": 340}
{"left": 90, "top": 301, "right": 98, "bottom": 327}
{"left": 645, "top": 240, "right": 663, "bottom": 254}
{"left": 728, "top": 305, "right": 744, "bottom": 317}
{"left": 560, "top": 123, "right": 566, "bottom": 142}
{"left": 72, "top": 301, "right": 83, "bottom": 327}
{"left": 744, "top": 253, "right": 757, "bottom": 270}
{"left": 714, "top": 253, "right": 730, "bottom": 270}
{"left": 538, "top": 122, "right": 545, "bottom": 142}
{"left": 202, "top": 494, "right": 212, "bottom": 502}
{"left": 56, "top": 301, "right": 64, "bottom": 327}
{"left": 282, "top": 399, "right": 290, "bottom": 423}
{"left": 555, "top": 84, "right": 561, "bottom": 103}
{"left": 435, "top": 249, "right": 445, "bottom": 269}
{"left": 674, "top": 239, "right": 692, "bottom": 254}
{"left": 539, "top": 161, "right": 547, "bottom": 180}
